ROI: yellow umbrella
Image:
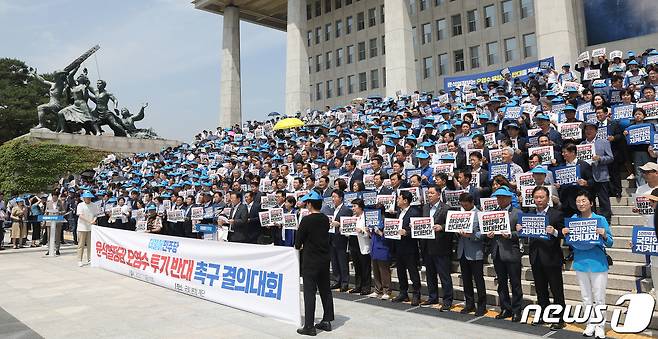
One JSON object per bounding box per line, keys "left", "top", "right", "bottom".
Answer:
{"left": 273, "top": 117, "right": 305, "bottom": 130}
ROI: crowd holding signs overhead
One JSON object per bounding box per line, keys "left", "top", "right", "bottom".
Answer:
{"left": 3, "top": 47, "right": 658, "bottom": 338}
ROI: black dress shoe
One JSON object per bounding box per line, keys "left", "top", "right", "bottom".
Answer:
{"left": 314, "top": 321, "right": 332, "bottom": 332}
{"left": 348, "top": 288, "right": 362, "bottom": 294}
{"left": 411, "top": 296, "right": 420, "bottom": 306}
{"left": 460, "top": 305, "right": 476, "bottom": 314}
{"left": 474, "top": 308, "right": 486, "bottom": 316}
{"left": 296, "top": 327, "right": 317, "bottom": 336}
{"left": 420, "top": 299, "right": 438, "bottom": 306}
{"left": 392, "top": 294, "right": 410, "bottom": 303}
{"left": 550, "top": 322, "right": 566, "bottom": 330}
{"left": 56, "top": 250, "right": 60, "bottom": 256}
{"left": 339, "top": 286, "right": 349, "bottom": 292}
{"left": 330, "top": 283, "right": 341, "bottom": 290}
{"left": 440, "top": 304, "right": 452, "bottom": 312}
{"left": 495, "top": 310, "right": 513, "bottom": 319}
{"left": 511, "top": 313, "right": 522, "bottom": 322}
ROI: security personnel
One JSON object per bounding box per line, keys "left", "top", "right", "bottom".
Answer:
{"left": 295, "top": 191, "right": 334, "bottom": 336}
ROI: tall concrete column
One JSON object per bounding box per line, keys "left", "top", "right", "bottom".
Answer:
{"left": 220, "top": 5, "right": 242, "bottom": 128}
{"left": 384, "top": 0, "right": 416, "bottom": 98}
{"left": 534, "top": 0, "right": 579, "bottom": 69}
{"left": 284, "top": 0, "right": 310, "bottom": 115}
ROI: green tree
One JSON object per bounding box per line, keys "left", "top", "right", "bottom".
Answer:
{"left": 0, "top": 58, "right": 51, "bottom": 144}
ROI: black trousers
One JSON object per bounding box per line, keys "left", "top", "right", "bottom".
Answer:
{"left": 396, "top": 252, "right": 421, "bottom": 298}
{"left": 493, "top": 256, "right": 523, "bottom": 314}
{"left": 459, "top": 257, "right": 486, "bottom": 310}
{"left": 531, "top": 262, "right": 565, "bottom": 318}
{"left": 593, "top": 181, "right": 612, "bottom": 222}
{"left": 329, "top": 234, "right": 349, "bottom": 287}
{"left": 348, "top": 236, "right": 362, "bottom": 289}
{"left": 302, "top": 266, "right": 335, "bottom": 328}
{"left": 358, "top": 252, "right": 372, "bottom": 292}
{"left": 426, "top": 254, "right": 453, "bottom": 305}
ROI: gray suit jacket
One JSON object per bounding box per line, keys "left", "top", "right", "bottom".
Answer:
{"left": 229, "top": 203, "right": 249, "bottom": 242}
{"left": 581, "top": 139, "right": 613, "bottom": 182}
{"left": 488, "top": 207, "right": 522, "bottom": 263}
{"left": 456, "top": 208, "right": 484, "bottom": 261}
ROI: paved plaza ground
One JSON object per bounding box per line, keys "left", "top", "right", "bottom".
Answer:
{"left": 0, "top": 245, "right": 646, "bottom": 339}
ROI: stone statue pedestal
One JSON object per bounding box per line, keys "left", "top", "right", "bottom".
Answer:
{"left": 22, "top": 128, "right": 182, "bottom": 154}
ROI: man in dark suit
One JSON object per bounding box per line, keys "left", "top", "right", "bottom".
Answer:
{"left": 456, "top": 193, "right": 487, "bottom": 316}
{"left": 316, "top": 176, "right": 334, "bottom": 198}
{"left": 420, "top": 185, "right": 454, "bottom": 310}
{"left": 242, "top": 191, "right": 262, "bottom": 244}
{"left": 516, "top": 186, "right": 566, "bottom": 330}
{"left": 581, "top": 121, "right": 614, "bottom": 221}
{"left": 392, "top": 190, "right": 422, "bottom": 306}
{"left": 488, "top": 187, "right": 524, "bottom": 322}
{"left": 345, "top": 158, "right": 364, "bottom": 190}
{"left": 455, "top": 171, "right": 481, "bottom": 206}
{"left": 556, "top": 143, "right": 594, "bottom": 218}
{"left": 599, "top": 106, "right": 626, "bottom": 198}
{"left": 370, "top": 155, "right": 389, "bottom": 180}
{"left": 328, "top": 190, "right": 351, "bottom": 292}
{"left": 373, "top": 173, "right": 393, "bottom": 195}
{"left": 227, "top": 191, "right": 249, "bottom": 243}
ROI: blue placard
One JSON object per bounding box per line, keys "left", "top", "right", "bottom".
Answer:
{"left": 609, "top": 89, "right": 622, "bottom": 105}
{"left": 405, "top": 168, "right": 422, "bottom": 183}
{"left": 194, "top": 223, "right": 217, "bottom": 233}
{"left": 631, "top": 226, "right": 658, "bottom": 256}
{"left": 38, "top": 215, "right": 66, "bottom": 222}
{"left": 444, "top": 57, "right": 554, "bottom": 91}
{"left": 489, "top": 163, "right": 511, "bottom": 181}
{"left": 364, "top": 209, "right": 384, "bottom": 230}
{"left": 565, "top": 218, "right": 602, "bottom": 249}
{"left": 344, "top": 192, "right": 359, "bottom": 207}
{"left": 518, "top": 213, "right": 549, "bottom": 240}
{"left": 552, "top": 165, "right": 581, "bottom": 186}
{"left": 361, "top": 191, "right": 377, "bottom": 206}
{"left": 611, "top": 104, "right": 635, "bottom": 120}
{"left": 625, "top": 123, "right": 653, "bottom": 145}
{"left": 504, "top": 106, "right": 523, "bottom": 120}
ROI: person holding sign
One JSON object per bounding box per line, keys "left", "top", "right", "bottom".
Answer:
{"left": 392, "top": 191, "right": 422, "bottom": 306}
{"left": 369, "top": 204, "right": 393, "bottom": 300}
{"left": 580, "top": 122, "right": 614, "bottom": 221}
{"left": 144, "top": 205, "right": 163, "bottom": 234}
{"left": 454, "top": 193, "right": 487, "bottom": 316}
{"left": 488, "top": 188, "right": 523, "bottom": 322}
{"left": 329, "top": 190, "right": 352, "bottom": 292}
{"left": 594, "top": 106, "right": 628, "bottom": 199}
{"left": 419, "top": 185, "right": 453, "bottom": 310}
{"left": 76, "top": 192, "right": 98, "bottom": 266}
{"left": 561, "top": 191, "right": 613, "bottom": 338}
{"left": 556, "top": 143, "right": 594, "bottom": 218}
{"left": 350, "top": 198, "right": 372, "bottom": 295}
{"left": 624, "top": 107, "right": 652, "bottom": 187}
{"left": 294, "top": 191, "right": 334, "bottom": 336}
{"left": 515, "top": 186, "right": 566, "bottom": 329}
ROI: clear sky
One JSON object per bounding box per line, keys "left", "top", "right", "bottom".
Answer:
{"left": 0, "top": 0, "right": 286, "bottom": 142}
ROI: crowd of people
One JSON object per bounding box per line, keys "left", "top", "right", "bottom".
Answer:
{"left": 2, "top": 48, "right": 658, "bottom": 338}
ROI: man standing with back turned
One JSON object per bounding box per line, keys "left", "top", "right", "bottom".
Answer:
{"left": 295, "top": 191, "right": 334, "bottom": 336}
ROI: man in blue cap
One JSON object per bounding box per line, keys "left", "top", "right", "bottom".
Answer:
{"left": 76, "top": 191, "right": 99, "bottom": 266}
{"left": 295, "top": 191, "right": 334, "bottom": 336}
{"left": 488, "top": 187, "right": 523, "bottom": 322}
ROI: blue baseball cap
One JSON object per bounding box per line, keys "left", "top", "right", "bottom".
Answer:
{"left": 530, "top": 167, "right": 549, "bottom": 175}
{"left": 81, "top": 191, "right": 94, "bottom": 198}
{"left": 415, "top": 150, "right": 431, "bottom": 159}
{"left": 300, "top": 191, "right": 323, "bottom": 202}
{"left": 492, "top": 187, "right": 515, "bottom": 197}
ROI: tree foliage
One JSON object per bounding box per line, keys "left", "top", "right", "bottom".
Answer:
{"left": 0, "top": 58, "right": 51, "bottom": 145}
{"left": 0, "top": 138, "right": 107, "bottom": 196}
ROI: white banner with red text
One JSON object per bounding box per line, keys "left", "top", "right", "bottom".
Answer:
{"left": 91, "top": 226, "right": 301, "bottom": 326}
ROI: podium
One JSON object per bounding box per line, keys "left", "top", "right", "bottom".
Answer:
{"left": 38, "top": 212, "right": 66, "bottom": 257}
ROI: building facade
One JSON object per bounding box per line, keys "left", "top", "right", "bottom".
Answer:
{"left": 194, "top": 0, "right": 658, "bottom": 126}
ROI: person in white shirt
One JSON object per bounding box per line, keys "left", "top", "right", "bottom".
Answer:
{"left": 76, "top": 192, "right": 99, "bottom": 267}
{"left": 350, "top": 198, "right": 372, "bottom": 295}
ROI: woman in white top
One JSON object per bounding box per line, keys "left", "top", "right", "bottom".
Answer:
{"left": 76, "top": 192, "right": 98, "bottom": 267}
{"left": 351, "top": 198, "right": 372, "bottom": 295}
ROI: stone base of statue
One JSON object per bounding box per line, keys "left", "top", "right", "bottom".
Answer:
{"left": 22, "top": 128, "right": 182, "bottom": 154}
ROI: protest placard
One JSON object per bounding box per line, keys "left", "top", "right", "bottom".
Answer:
{"left": 478, "top": 211, "right": 511, "bottom": 234}
{"left": 270, "top": 208, "right": 284, "bottom": 225}
{"left": 518, "top": 214, "right": 548, "bottom": 239}
{"left": 611, "top": 104, "right": 635, "bottom": 120}
{"left": 433, "top": 163, "right": 455, "bottom": 177}
{"left": 470, "top": 172, "right": 480, "bottom": 188}
{"left": 576, "top": 143, "right": 597, "bottom": 164}
{"left": 577, "top": 51, "right": 590, "bottom": 62}
{"left": 111, "top": 206, "right": 122, "bottom": 219}
{"left": 167, "top": 209, "right": 185, "bottom": 222}
{"left": 343, "top": 192, "right": 359, "bottom": 207}
{"left": 609, "top": 50, "right": 623, "bottom": 59}
{"left": 631, "top": 226, "right": 658, "bottom": 256}
{"left": 445, "top": 211, "right": 474, "bottom": 233}
{"left": 398, "top": 187, "right": 421, "bottom": 206}
{"left": 322, "top": 196, "right": 335, "bottom": 211}
{"left": 162, "top": 200, "right": 171, "bottom": 211}
{"left": 562, "top": 81, "right": 580, "bottom": 93}
{"left": 484, "top": 133, "right": 497, "bottom": 148}
{"left": 515, "top": 172, "right": 536, "bottom": 188}
{"left": 591, "top": 47, "right": 606, "bottom": 58}
{"left": 376, "top": 194, "right": 396, "bottom": 213}
{"left": 565, "top": 218, "right": 601, "bottom": 247}
{"left": 191, "top": 207, "right": 204, "bottom": 220}
{"left": 638, "top": 101, "right": 658, "bottom": 119}
{"left": 521, "top": 186, "right": 537, "bottom": 208}
{"left": 595, "top": 125, "right": 608, "bottom": 140}
{"left": 365, "top": 209, "right": 383, "bottom": 229}
{"left": 465, "top": 148, "right": 483, "bottom": 165}
{"left": 362, "top": 191, "right": 377, "bottom": 206}
{"left": 489, "top": 163, "right": 511, "bottom": 180}
{"left": 504, "top": 106, "right": 523, "bottom": 120}
{"left": 634, "top": 195, "right": 655, "bottom": 215}
{"left": 283, "top": 213, "right": 298, "bottom": 230}
{"left": 410, "top": 217, "right": 434, "bottom": 239}
{"left": 609, "top": 89, "right": 622, "bottom": 105}
{"left": 364, "top": 174, "right": 375, "bottom": 190}
{"left": 259, "top": 211, "right": 273, "bottom": 227}
{"left": 625, "top": 123, "right": 653, "bottom": 145}
{"left": 340, "top": 216, "right": 358, "bottom": 236}
{"left": 133, "top": 208, "right": 145, "bottom": 221}
{"left": 489, "top": 148, "right": 504, "bottom": 164}
{"left": 405, "top": 168, "right": 422, "bottom": 183}
{"left": 558, "top": 122, "right": 583, "bottom": 140}
{"left": 539, "top": 60, "right": 552, "bottom": 69}
{"left": 384, "top": 218, "right": 402, "bottom": 240}
{"left": 552, "top": 165, "right": 580, "bottom": 185}
{"left": 480, "top": 197, "right": 499, "bottom": 211}
{"left": 584, "top": 69, "right": 600, "bottom": 81}
{"left": 444, "top": 189, "right": 467, "bottom": 209}
{"left": 135, "top": 220, "right": 147, "bottom": 232}
{"left": 529, "top": 146, "right": 555, "bottom": 165}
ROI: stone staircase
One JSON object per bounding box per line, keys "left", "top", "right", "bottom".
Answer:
{"left": 346, "top": 180, "right": 658, "bottom": 336}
